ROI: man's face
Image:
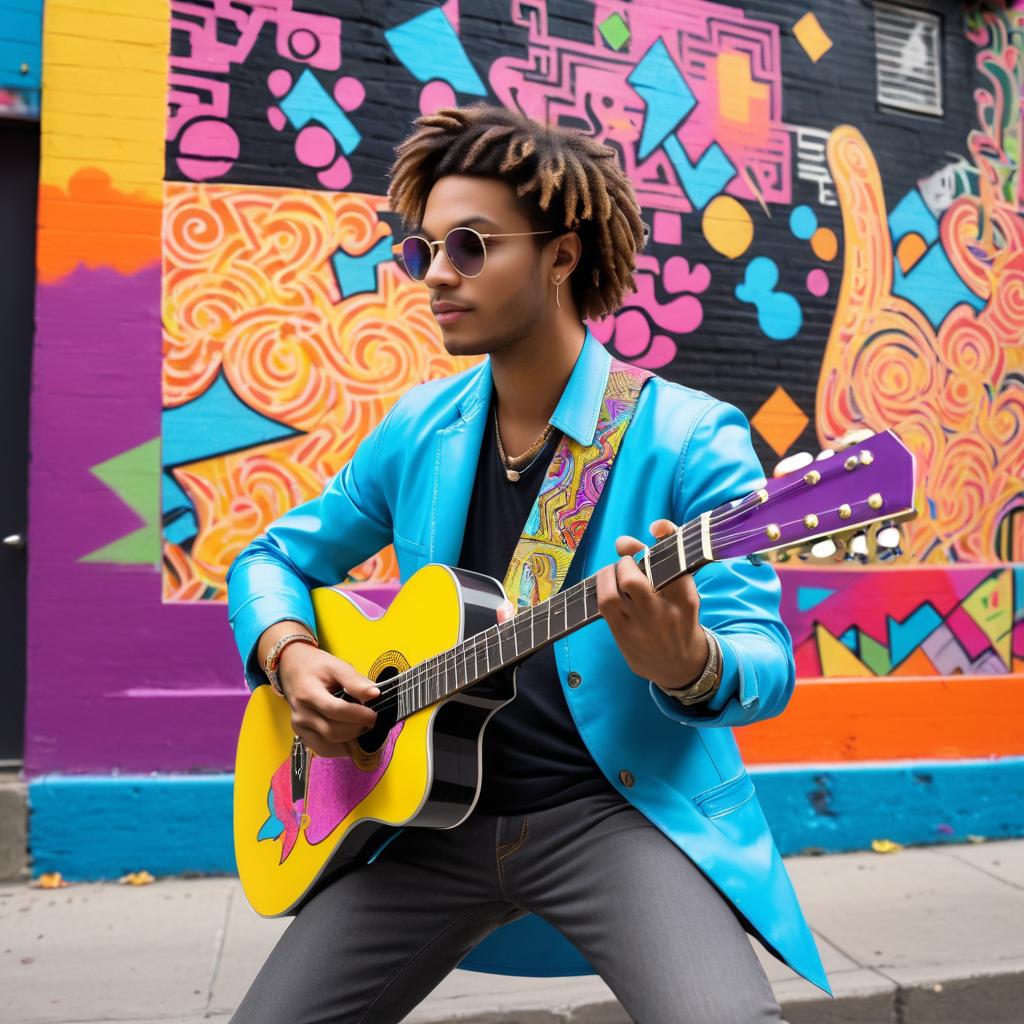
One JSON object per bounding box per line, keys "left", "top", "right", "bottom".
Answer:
{"left": 415, "top": 175, "right": 552, "bottom": 357}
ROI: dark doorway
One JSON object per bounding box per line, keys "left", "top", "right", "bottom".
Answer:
{"left": 0, "top": 118, "right": 38, "bottom": 765}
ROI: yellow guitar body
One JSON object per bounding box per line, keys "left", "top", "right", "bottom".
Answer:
{"left": 234, "top": 564, "right": 509, "bottom": 917}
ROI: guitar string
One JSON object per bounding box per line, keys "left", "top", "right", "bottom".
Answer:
{"left": 371, "top": 493, "right": 883, "bottom": 717}
{"left": 377, "top": 461, "right": 832, "bottom": 700}
{"left": 355, "top": 494, "right": 885, "bottom": 720}
{"left": 366, "top": 492, "right": 885, "bottom": 716}
{"left": 372, "top": 473, "right": 870, "bottom": 708}
{"left": 365, "top": 494, "right": 767, "bottom": 711}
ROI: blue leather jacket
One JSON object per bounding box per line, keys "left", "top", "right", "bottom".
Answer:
{"left": 227, "top": 330, "right": 831, "bottom": 995}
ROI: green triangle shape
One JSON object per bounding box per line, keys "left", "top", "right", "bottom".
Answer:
{"left": 859, "top": 630, "right": 891, "bottom": 676}
{"left": 80, "top": 438, "right": 162, "bottom": 566}
{"left": 81, "top": 523, "right": 161, "bottom": 566}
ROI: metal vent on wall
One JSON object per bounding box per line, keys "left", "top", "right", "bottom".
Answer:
{"left": 874, "top": 2, "right": 943, "bottom": 116}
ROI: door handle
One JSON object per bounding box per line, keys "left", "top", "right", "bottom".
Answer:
{"left": 3, "top": 534, "right": 25, "bottom": 549}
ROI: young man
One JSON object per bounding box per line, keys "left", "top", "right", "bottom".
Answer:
{"left": 226, "top": 105, "right": 829, "bottom": 1022}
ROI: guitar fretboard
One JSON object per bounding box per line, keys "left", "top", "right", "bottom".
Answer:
{"left": 382, "top": 503, "right": 733, "bottom": 719}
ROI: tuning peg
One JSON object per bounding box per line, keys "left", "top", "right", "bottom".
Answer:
{"left": 773, "top": 451, "right": 814, "bottom": 478}
{"left": 833, "top": 427, "right": 875, "bottom": 451}
{"left": 810, "top": 538, "right": 838, "bottom": 560}
{"left": 847, "top": 530, "right": 870, "bottom": 563}
{"left": 875, "top": 519, "right": 903, "bottom": 560}
{"left": 876, "top": 520, "right": 902, "bottom": 549}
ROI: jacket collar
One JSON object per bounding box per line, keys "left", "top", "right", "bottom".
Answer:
{"left": 455, "top": 327, "right": 612, "bottom": 445}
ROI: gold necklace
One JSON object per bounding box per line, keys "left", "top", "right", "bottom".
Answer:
{"left": 494, "top": 408, "right": 554, "bottom": 482}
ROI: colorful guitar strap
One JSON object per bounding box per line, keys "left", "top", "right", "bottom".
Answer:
{"left": 502, "top": 358, "right": 653, "bottom": 610}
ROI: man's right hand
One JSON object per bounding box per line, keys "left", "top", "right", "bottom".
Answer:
{"left": 277, "top": 642, "right": 380, "bottom": 758}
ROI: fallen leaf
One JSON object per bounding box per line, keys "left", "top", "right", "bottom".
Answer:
{"left": 871, "top": 838, "right": 903, "bottom": 854}
{"left": 118, "top": 870, "right": 155, "bottom": 886}
{"left": 34, "top": 873, "right": 69, "bottom": 889}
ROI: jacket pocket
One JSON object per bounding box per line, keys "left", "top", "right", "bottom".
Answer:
{"left": 693, "top": 770, "right": 756, "bottom": 819}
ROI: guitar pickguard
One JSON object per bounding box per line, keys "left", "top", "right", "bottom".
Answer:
{"left": 258, "top": 720, "right": 405, "bottom": 864}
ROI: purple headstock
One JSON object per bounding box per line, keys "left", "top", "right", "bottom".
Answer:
{"left": 711, "top": 429, "right": 917, "bottom": 561}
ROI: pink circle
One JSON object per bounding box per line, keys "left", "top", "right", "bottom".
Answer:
{"left": 318, "top": 155, "right": 353, "bottom": 190}
{"left": 807, "top": 268, "right": 830, "bottom": 297}
{"left": 176, "top": 119, "right": 239, "bottom": 180}
{"left": 266, "top": 106, "right": 286, "bottom": 132}
{"left": 613, "top": 309, "right": 651, "bottom": 358}
{"left": 267, "top": 69, "right": 292, "bottom": 98}
{"left": 288, "top": 28, "right": 318, "bottom": 60}
{"left": 419, "top": 80, "right": 457, "bottom": 117}
{"left": 295, "top": 126, "right": 336, "bottom": 168}
{"left": 334, "top": 76, "right": 366, "bottom": 112}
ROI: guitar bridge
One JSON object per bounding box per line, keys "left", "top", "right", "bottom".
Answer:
{"left": 291, "top": 736, "right": 309, "bottom": 804}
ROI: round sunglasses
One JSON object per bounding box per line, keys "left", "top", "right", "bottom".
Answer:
{"left": 392, "top": 226, "right": 552, "bottom": 281}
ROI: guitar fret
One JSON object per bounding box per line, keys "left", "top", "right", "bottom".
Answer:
{"left": 394, "top": 512, "right": 716, "bottom": 718}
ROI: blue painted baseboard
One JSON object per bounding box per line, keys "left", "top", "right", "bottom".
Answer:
{"left": 28, "top": 758, "right": 1024, "bottom": 880}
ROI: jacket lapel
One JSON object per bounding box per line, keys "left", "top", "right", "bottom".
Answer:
{"left": 429, "top": 361, "right": 492, "bottom": 565}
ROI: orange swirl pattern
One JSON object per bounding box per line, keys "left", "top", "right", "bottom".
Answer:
{"left": 818, "top": 126, "right": 1024, "bottom": 564}
{"left": 162, "top": 184, "right": 478, "bottom": 599}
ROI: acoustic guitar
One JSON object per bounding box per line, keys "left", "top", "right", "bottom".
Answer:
{"left": 234, "top": 428, "right": 916, "bottom": 916}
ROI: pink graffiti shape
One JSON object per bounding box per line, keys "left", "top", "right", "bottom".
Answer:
{"left": 265, "top": 720, "right": 405, "bottom": 864}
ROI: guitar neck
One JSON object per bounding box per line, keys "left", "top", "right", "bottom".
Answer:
{"left": 385, "top": 507, "right": 720, "bottom": 720}
{"left": 378, "top": 427, "right": 918, "bottom": 720}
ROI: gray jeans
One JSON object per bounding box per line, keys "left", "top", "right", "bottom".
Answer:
{"left": 230, "top": 786, "right": 784, "bottom": 1023}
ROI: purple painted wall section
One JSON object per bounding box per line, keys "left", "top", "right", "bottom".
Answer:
{"left": 26, "top": 254, "right": 402, "bottom": 774}
{"left": 26, "top": 264, "right": 243, "bottom": 774}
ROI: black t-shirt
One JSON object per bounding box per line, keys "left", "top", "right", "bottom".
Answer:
{"left": 457, "top": 402, "right": 616, "bottom": 814}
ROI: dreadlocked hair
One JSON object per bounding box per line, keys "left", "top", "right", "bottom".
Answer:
{"left": 387, "top": 104, "right": 646, "bottom": 320}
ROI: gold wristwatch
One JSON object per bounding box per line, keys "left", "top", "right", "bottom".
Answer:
{"left": 656, "top": 626, "right": 720, "bottom": 705}
{"left": 264, "top": 631, "right": 318, "bottom": 696}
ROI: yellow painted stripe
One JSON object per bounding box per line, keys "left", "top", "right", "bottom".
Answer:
{"left": 40, "top": 0, "right": 168, "bottom": 197}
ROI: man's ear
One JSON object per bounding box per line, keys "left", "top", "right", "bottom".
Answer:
{"left": 550, "top": 231, "right": 581, "bottom": 282}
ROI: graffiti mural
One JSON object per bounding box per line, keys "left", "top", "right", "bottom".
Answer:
{"left": 161, "top": 185, "right": 476, "bottom": 599}
{"left": 782, "top": 565, "right": 1023, "bottom": 679}
{"left": 29, "top": 0, "right": 1024, "bottom": 783}
{"left": 818, "top": 4, "right": 1023, "bottom": 565}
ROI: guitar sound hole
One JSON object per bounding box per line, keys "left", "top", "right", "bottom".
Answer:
{"left": 355, "top": 665, "right": 400, "bottom": 754}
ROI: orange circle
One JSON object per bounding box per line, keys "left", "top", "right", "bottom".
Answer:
{"left": 810, "top": 226, "right": 838, "bottom": 262}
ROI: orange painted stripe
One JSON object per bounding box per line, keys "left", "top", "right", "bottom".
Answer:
{"left": 37, "top": 168, "right": 162, "bottom": 284}
{"left": 737, "top": 675, "right": 1024, "bottom": 764}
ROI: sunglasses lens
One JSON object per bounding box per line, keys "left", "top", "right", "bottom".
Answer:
{"left": 400, "top": 237, "right": 431, "bottom": 280}
{"left": 446, "top": 228, "right": 486, "bottom": 277}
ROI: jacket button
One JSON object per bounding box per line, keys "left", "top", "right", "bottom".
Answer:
{"left": 619, "top": 769, "right": 635, "bottom": 788}
{"left": 567, "top": 671, "right": 582, "bottom": 688}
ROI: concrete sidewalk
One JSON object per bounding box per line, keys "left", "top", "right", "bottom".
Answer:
{"left": 1, "top": 840, "right": 1022, "bottom": 1024}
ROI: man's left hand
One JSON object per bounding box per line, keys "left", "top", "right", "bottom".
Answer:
{"left": 595, "top": 518, "right": 710, "bottom": 691}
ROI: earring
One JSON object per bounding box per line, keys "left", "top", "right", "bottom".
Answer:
{"left": 554, "top": 275, "right": 562, "bottom": 310}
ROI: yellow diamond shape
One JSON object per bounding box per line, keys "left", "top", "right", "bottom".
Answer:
{"left": 793, "top": 12, "right": 833, "bottom": 63}
{"left": 751, "top": 386, "right": 809, "bottom": 457}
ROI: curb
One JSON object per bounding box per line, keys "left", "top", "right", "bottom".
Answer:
{"left": 417, "top": 968, "right": 1024, "bottom": 1024}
